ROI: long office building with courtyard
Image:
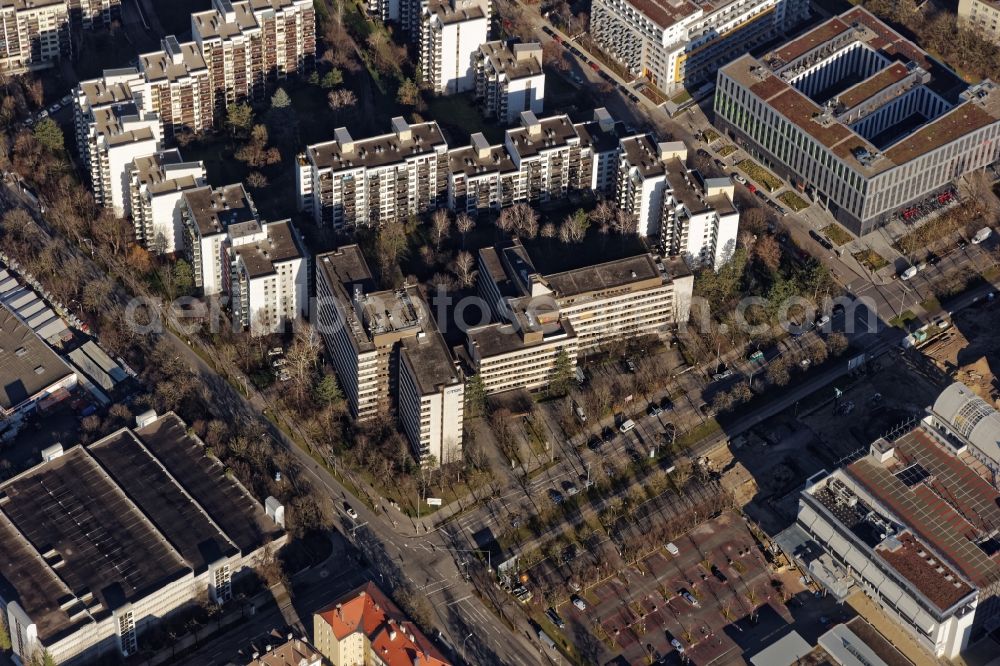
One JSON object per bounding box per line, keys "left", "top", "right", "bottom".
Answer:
{"left": 714, "top": 7, "right": 1000, "bottom": 236}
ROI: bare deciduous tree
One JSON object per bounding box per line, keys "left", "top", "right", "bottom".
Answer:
{"left": 452, "top": 250, "right": 477, "bottom": 288}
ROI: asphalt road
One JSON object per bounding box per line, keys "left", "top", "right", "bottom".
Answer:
{"left": 0, "top": 182, "right": 551, "bottom": 666}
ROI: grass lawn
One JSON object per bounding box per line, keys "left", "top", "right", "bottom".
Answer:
{"left": 717, "top": 144, "right": 737, "bottom": 157}
{"left": 920, "top": 296, "right": 941, "bottom": 312}
{"left": 675, "top": 418, "right": 721, "bottom": 449}
{"left": 737, "top": 159, "right": 782, "bottom": 192}
{"left": 852, "top": 248, "right": 889, "bottom": 272}
{"left": 888, "top": 310, "right": 917, "bottom": 328}
{"left": 821, "top": 223, "right": 853, "bottom": 246}
{"left": 778, "top": 191, "right": 810, "bottom": 212}
{"left": 425, "top": 93, "right": 504, "bottom": 145}
{"left": 670, "top": 89, "right": 692, "bottom": 105}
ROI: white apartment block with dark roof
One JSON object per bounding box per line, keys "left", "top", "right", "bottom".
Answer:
{"left": 715, "top": 7, "right": 1000, "bottom": 236}
{"left": 0, "top": 411, "right": 285, "bottom": 666}
{"left": 659, "top": 149, "right": 740, "bottom": 270}
{"left": 0, "top": 0, "right": 118, "bottom": 72}
{"left": 615, "top": 134, "right": 671, "bottom": 236}
{"left": 445, "top": 132, "right": 519, "bottom": 215}
{"left": 420, "top": 0, "right": 489, "bottom": 95}
{"left": 182, "top": 183, "right": 260, "bottom": 296}
{"left": 297, "top": 118, "right": 449, "bottom": 227}
{"left": 504, "top": 111, "right": 595, "bottom": 203}
{"left": 590, "top": 0, "right": 808, "bottom": 91}
{"left": 314, "top": 246, "right": 462, "bottom": 466}
{"left": 127, "top": 149, "right": 207, "bottom": 254}
{"left": 74, "top": 68, "right": 163, "bottom": 216}
{"left": 474, "top": 41, "right": 545, "bottom": 124}
{"left": 138, "top": 35, "right": 214, "bottom": 139}
{"left": 227, "top": 219, "right": 308, "bottom": 336}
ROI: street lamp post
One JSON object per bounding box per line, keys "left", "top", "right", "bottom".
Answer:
{"left": 462, "top": 632, "right": 473, "bottom": 658}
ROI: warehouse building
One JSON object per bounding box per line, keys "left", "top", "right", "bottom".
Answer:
{"left": 0, "top": 412, "right": 285, "bottom": 666}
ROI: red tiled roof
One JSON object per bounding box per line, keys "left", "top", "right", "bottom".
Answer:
{"left": 316, "top": 582, "right": 451, "bottom": 666}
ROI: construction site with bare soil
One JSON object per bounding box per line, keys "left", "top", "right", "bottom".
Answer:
{"left": 918, "top": 297, "right": 1000, "bottom": 405}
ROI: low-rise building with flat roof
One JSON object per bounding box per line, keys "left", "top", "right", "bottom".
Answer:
{"left": 474, "top": 41, "right": 545, "bottom": 125}
{"left": 0, "top": 303, "right": 76, "bottom": 426}
{"left": 0, "top": 411, "right": 285, "bottom": 666}
{"left": 787, "top": 391, "right": 1000, "bottom": 658}
{"left": 470, "top": 238, "right": 691, "bottom": 393}
{"left": 715, "top": 7, "right": 1000, "bottom": 235}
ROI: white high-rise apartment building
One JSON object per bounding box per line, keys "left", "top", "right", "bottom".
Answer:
{"left": 504, "top": 111, "right": 594, "bottom": 203}
{"left": 445, "top": 132, "right": 518, "bottom": 216}
{"left": 75, "top": 69, "right": 163, "bottom": 216}
{"left": 227, "top": 219, "right": 308, "bottom": 336}
{"left": 0, "top": 0, "right": 69, "bottom": 71}
{"left": 615, "top": 135, "right": 673, "bottom": 236}
{"left": 420, "top": 0, "right": 489, "bottom": 95}
{"left": 127, "top": 149, "right": 206, "bottom": 254}
{"left": 661, "top": 160, "right": 740, "bottom": 270}
{"left": 315, "top": 246, "right": 463, "bottom": 466}
{"left": 191, "top": 0, "right": 316, "bottom": 113}
{"left": 297, "top": 118, "right": 449, "bottom": 228}
{"left": 138, "top": 35, "right": 214, "bottom": 140}
{"left": 591, "top": 0, "right": 808, "bottom": 91}
{"left": 0, "top": 0, "right": 119, "bottom": 72}
{"left": 474, "top": 41, "right": 545, "bottom": 124}
{"left": 182, "top": 183, "right": 259, "bottom": 296}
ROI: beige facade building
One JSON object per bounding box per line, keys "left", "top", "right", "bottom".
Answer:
{"left": 959, "top": 0, "right": 1000, "bottom": 42}
{"left": 314, "top": 583, "right": 450, "bottom": 666}
{"left": 468, "top": 239, "right": 692, "bottom": 393}
{"left": 138, "top": 36, "right": 214, "bottom": 139}
{"left": 315, "top": 245, "right": 463, "bottom": 466}
{"left": 504, "top": 111, "right": 594, "bottom": 204}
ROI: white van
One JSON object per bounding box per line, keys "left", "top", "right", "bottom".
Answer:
{"left": 619, "top": 419, "right": 636, "bottom": 433}
{"left": 900, "top": 265, "right": 918, "bottom": 281}
{"left": 666, "top": 542, "right": 680, "bottom": 556}
{"left": 574, "top": 402, "right": 586, "bottom": 423}
{"left": 973, "top": 227, "right": 993, "bottom": 244}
